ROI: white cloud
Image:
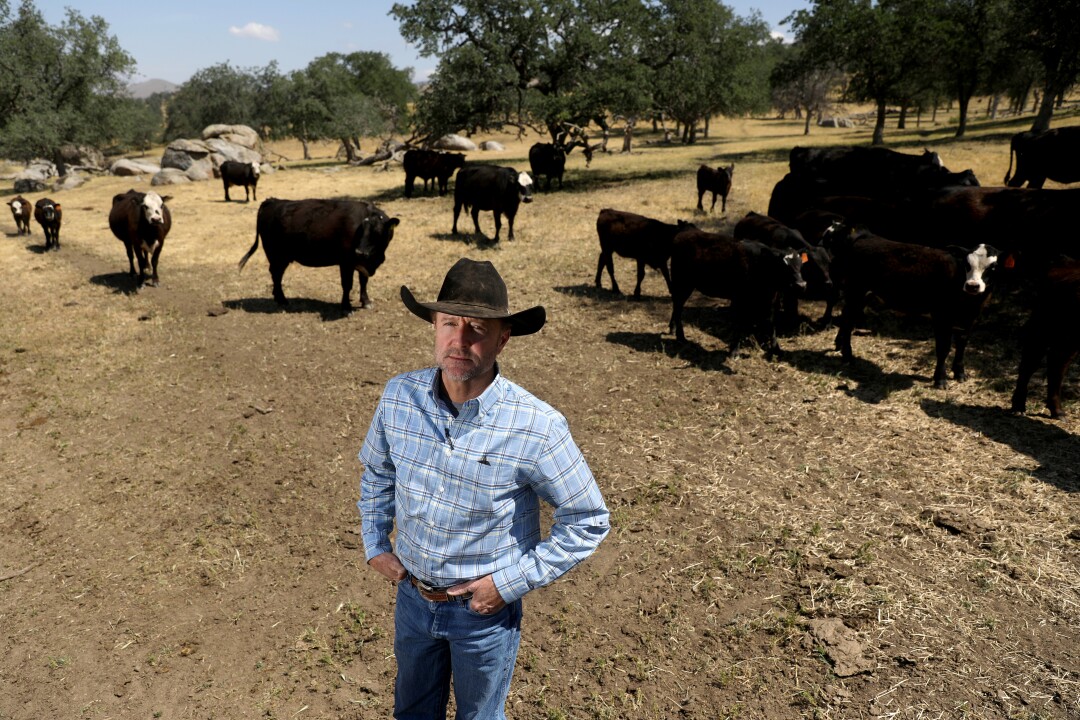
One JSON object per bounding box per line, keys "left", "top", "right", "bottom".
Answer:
{"left": 228, "top": 22, "right": 280, "bottom": 42}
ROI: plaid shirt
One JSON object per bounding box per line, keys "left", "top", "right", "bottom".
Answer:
{"left": 358, "top": 366, "right": 609, "bottom": 604}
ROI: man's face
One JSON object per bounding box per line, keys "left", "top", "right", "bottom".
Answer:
{"left": 434, "top": 312, "right": 511, "bottom": 383}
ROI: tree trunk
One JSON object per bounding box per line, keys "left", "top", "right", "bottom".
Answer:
{"left": 622, "top": 117, "right": 635, "bottom": 153}
{"left": 897, "top": 104, "right": 908, "bottom": 130}
{"left": 955, "top": 91, "right": 971, "bottom": 138}
{"left": 301, "top": 138, "right": 311, "bottom": 161}
{"left": 1032, "top": 86, "right": 1055, "bottom": 133}
{"left": 989, "top": 94, "right": 1000, "bottom": 119}
{"left": 803, "top": 104, "right": 812, "bottom": 136}
{"left": 872, "top": 99, "right": 887, "bottom": 145}
{"left": 703, "top": 116, "right": 710, "bottom": 139}
{"left": 340, "top": 137, "right": 357, "bottom": 163}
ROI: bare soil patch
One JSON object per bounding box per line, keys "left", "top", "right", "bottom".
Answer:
{"left": 2, "top": 115, "right": 1078, "bottom": 720}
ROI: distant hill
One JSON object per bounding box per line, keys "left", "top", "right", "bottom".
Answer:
{"left": 127, "top": 79, "right": 178, "bottom": 99}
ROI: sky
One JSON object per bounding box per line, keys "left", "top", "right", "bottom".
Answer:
{"left": 38, "top": 0, "right": 807, "bottom": 86}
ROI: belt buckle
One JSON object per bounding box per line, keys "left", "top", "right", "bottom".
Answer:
{"left": 412, "top": 575, "right": 443, "bottom": 593}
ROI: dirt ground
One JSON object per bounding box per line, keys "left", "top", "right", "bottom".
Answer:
{"left": 1, "top": 116, "right": 1078, "bottom": 720}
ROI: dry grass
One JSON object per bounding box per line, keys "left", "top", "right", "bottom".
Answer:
{"left": 1, "top": 107, "right": 1079, "bottom": 720}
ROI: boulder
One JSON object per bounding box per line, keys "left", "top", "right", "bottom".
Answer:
{"left": 433, "top": 134, "right": 478, "bottom": 151}
{"left": 204, "top": 138, "right": 262, "bottom": 166}
{"left": 54, "top": 172, "right": 86, "bottom": 191}
{"left": 14, "top": 178, "right": 48, "bottom": 193}
{"left": 111, "top": 158, "right": 161, "bottom": 176}
{"left": 55, "top": 144, "right": 105, "bottom": 171}
{"left": 184, "top": 157, "right": 215, "bottom": 182}
{"left": 13, "top": 161, "right": 56, "bottom": 192}
{"left": 818, "top": 116, "right": 855, "bottom": 129}
{"left": 151, "top": 168, "right": 192, "bottom": 186}
{"left": 479, "top": 141, "right": 505, "bottom": 151}
{"left": 202, "top": 124, "right": 261, "bottom": 150}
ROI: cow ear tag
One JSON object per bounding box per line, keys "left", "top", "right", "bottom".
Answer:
{"left": 1004, "top": 254, "right": 1016, "bottom": 269}
{"left": 800, "top": 252, "right": 808, "bottom": 263}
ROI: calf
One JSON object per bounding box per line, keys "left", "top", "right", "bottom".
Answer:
{"left": 452, "top": 164, "right": 533, "bottom": 242}
{"left": 7, "top": 196, "right": 31, "bottom": 235}
{"left": 668, "top": 229, "right": 806, "bottom": 357}
{"left": 594, "top": 208, "right": 693, "bottom": 297}
{"left": 1010, "top": 260, "right": 1080, "bottom": 418}
{"left": 109, "top": 190, "right": 172, "bottom": 286}
{"left": 1005, "top": 126, "right": 1080, "bottom": 189}
{"left": 220, "top": 160, "right": 260, "bottom": 202}
{"left": 696, "top": 163, "right": 735, "bottom": 212}
{"left": 34, "top": 198, "right": 62, "bottom": 251}
{"left": 826, "top": 223, "right": 999, "bottom": 388}
{"left": 403, "top": 149, "right": 466, "bottom": 197}
{"left": 733, "top": 211, "right": 835, "bottom": 326}
{"left": 529, "top": 143, "right": 567, "bottom": 190}
{"left": 238, "top": 198, "right": 399, "bottom": 312}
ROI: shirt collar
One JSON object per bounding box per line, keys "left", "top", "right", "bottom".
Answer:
{"left": 428, "top": 363, "right": 507, "bottom": 418}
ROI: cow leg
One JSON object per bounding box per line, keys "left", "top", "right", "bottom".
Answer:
{"left": 244, "top": 185, "right": 251, "bottom": 203}
{"left": 125, "top": 242, "right": 137, "bottom": 277}
{"left": 696, "top": 190, "right": 705, "bottom": 211}
{"left": 405, "top": 173, "right": 415, "bottom": 198}
{"left": 668, "top": 286, "right": 694, "bottom": 342}
{"left": 834, "top": 295, "right": 862, "bottom": 361}
{"left": 471, "top": 207, "right": 483, "bottom": 237}
{"left": 148, "top": 243, "right": 162, "bottom": 286}
{"left": 710, "top": 193, "right": 718, "bottom": 212}
{"left": 270, "top": 262, "right": 289, "bottom": 305}
{"left": 339, "top": 265, "right": 355, "bottom": 312}
{"left": 493, "top": 212, "right": 504, "bottom": 243}
{"left": 633, "top": 260, "right": 646, "bottom": 299}
{"left": 505, "top": 209, "right": 517, "bottom": 242}
{"left": 596, "top": 251, "right": 620, "bottom": 294}
{"left": 452, "top": 201, "right": 463, "bottom": 235}
{"left": 1044, "top": 346, "right": 1076, "bottom": 418}
{"left": 951, "top": 330, "right": 971, "bottom": 382}
{"left": 357, "top": 272, "right": 371, "bottom": 310}
{"left": 720, "top": 193, "right": 728, "bottom": 213}
{"left": 251, "top": 183, "right": 256, "bottom": 202}
{"left": 931, "top": 320, "right": 953, "bottom": 389}
{"left": 224, "top": 182, "right": 231, "bottom": 202}
{"left": 658, "top": 263, "right": 672, "bottom": 296}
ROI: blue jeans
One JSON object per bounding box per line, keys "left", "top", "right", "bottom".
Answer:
{"left": 394, "top": 579, "right": 522, "bottom": 720}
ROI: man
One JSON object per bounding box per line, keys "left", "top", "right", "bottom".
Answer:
{"left": 358, "top": 258, "right": 609, "bottom": 719}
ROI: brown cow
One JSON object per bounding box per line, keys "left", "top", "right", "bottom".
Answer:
{"left": 7, "top": 196, "right": 31, "bottom": 235}
{"left": 1010, "top": 259, "right": 1080, "bottom": 418}
{"left": 108, "top": 190, "right": 172, "bottom": 287}
{"left": 696, "top": 164, "right": 734, "bottom": 212}
{"left": 403, "top": 149, "right": 466, "bottom": 197}
{"left": 594, "top": 208, "right": 694, "bottom": 297}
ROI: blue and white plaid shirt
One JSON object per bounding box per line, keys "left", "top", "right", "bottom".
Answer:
{"left": 359, "top": 366, "right": 609, "bottom": 604}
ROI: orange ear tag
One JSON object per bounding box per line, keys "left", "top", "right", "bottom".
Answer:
{"left": 800, "top": 252, "right": 809, "bottom": 263}
{"left": 1004, "top": 254, "right": 1015, "bottom": 269}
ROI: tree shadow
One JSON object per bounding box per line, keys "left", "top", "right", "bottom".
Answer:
{"left": 920, "top": 399, "right": 1080, "bottom": 492}
{"left": 222, "top": 297, "right": 353, "bottom": 321}
{"left": 606, "top": 331, "right": 735, "bottom": 374}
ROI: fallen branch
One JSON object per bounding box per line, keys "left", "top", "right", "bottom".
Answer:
{"left": 1, "top": 564, "right": 37, "bottom": 582}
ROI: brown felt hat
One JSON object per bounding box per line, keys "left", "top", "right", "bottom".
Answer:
{"left": 401, "top": 258, "right": 546, "bottom": 336}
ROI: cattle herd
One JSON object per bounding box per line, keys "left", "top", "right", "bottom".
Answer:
{"left": 5, "top": 133, "right": 1079, "bottom": 419}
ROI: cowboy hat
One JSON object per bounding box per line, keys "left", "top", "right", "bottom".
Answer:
{"left": 400, "top": 258, "right": 546, "bottom": 336}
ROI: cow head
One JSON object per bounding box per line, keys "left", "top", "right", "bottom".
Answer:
{"left": 8, "top": 198, "right": 25, "bottom": 215}
{"left": 517, "top": 172, "right": 534, "bottom": 203}
{"left": 354, "top": 211, "right": 400, "bottom": 275}
{"left": 922, "top": 149, "right": 943, "bottom": 168}
{"left": 141, "top": 192, "right": 169, "bottom": 225}
{"left": 959, "top": 244, "right": 999, "bottom": 295}
{"left": 251, "top": 162, "right": 261, "bottom": 177}
{"left": 37, "top": 200, "right": 59, "bottom": 222}
{"left": 783, "top": 249, "right": 808, "bottom": 293}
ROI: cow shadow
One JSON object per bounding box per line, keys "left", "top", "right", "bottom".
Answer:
{"left": 222, "top": 296, "right": 351, "bottom": 321}
{"left": 89, "top": 272, "right": 142, "bottom": 295}
{"left": 25, "top": 243, "right": 52, "bottom": 254}
{"left": 553, "top": 283, "right": 671, "bottom": 304}
{"left": 429, "top": 231, "right": 501, "bottom": 248}
{"left": 920, "top": 399, "right": 1080, "bottom": 492}
{"left": 606, "top": 331, "right": 735, "bottom": 374}
{"left": 779, "top": 347, "right": 922, "bottom": 404}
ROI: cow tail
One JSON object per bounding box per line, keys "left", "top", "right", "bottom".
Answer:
{"left": 238, "top": 229, "right": 260, "bottom": 271}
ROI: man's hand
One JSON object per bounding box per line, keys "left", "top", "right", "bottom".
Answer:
{"left": 449, "top": 575, "right": 506, "bottom": 614}
{"left": 368, "top": 552, "right": 407, "bottom": 582}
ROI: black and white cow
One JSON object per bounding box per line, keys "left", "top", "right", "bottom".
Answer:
{"left": 452, "top": 165, "right": 534, "bottom": 242}
{"left": 34, "top": 198, "right": 62, "bottom": 251}
{"left": 220, "top": 160, "right": 260, "bottom": 202}
{"left": 108, "top": 190, "right": 172, "bottom": 286}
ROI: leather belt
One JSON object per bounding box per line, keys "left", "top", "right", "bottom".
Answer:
{"left": 409, "top": 575, "right": 472, "bottom": 603}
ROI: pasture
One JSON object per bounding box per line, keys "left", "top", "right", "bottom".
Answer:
{"left": 2, "top": 110, "right": 1078, "bottom": 720}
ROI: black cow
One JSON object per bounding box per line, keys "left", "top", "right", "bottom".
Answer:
{"left": 1005, "top": 126, "right": 1080, "bottom": 189}
{"left": 594, "top": 208, "right": 694, "bottom": 297}
{"left": 1010, "top": 259, "right": 1080, "bottom": 418}
{"left": 668, "top": 229, "right": 806, "bottom": 357}
{"left": 238, "top": 198, "right": 399, "bottom": 312}
{"left": 452, "top": 165, "right": 534, "bottom": 242}
{"left": 34, "top": 198, "right": 62, "bottom": 251}
{"left": 529, "top": 143, "right": 567, "bottom": 191}
{"left": 108, "top": 190, "right": 172, "bottom": 287}
{"left": 403, "top": 149, "right": 466, "bottom": 197}
{"left": 7, "top": 195, "right": 31, "bottom": 235}
{"left": 220, "top": 160, "right": 260, "bottom": 202}
{"left": 825, "top": 223, "right": 999, "bottom": 388}
{"left": 733, "top": 211, "right": 836, "bottom": 326}
{"left": 696, "top": 163, "right": 735, "bottom": 212}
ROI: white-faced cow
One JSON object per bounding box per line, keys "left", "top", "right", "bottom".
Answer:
{"left": 1010, "top": 259, "right": 1080, "bottom": 418}
{"left": 108, "top": 190, "right": 172, "bottom": 287}
{"left": 7, "top": 196, "right": 31, "bottom": 235}
{"left": 220, "top": 160, "right": 260, "bottom": 202}
{"left": 1005, "top": 126, "right": 1080, "bottom": 189}
{"left": 668, "top": 229, "right": 806, "bottom": 357}
{"left": 594, "top": 208, "right": 694, "bottom": 298}
{"left": 33, "top": 198, "right": 62, "bottom": 251}
{"left": 403, "top": 149, "right": 466, "bottom": 197}
{"left": 824, "top": 223, "right": 999, "bottom": 389}
{"left": 238, "top": 198, "right": 399, "bottom": 313}
{"left": 696, "top": 164, "right": 734, "bottom": 212}
{"left": 452, "top": 165, "right": 533, "bottom": 243}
